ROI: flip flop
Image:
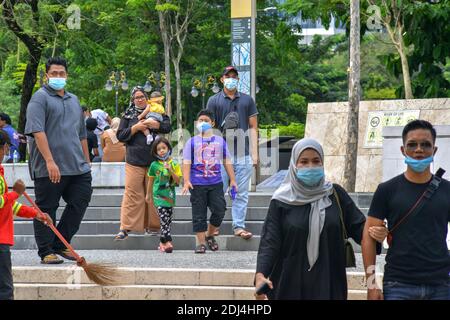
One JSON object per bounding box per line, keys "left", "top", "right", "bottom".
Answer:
{"left": 234, "top": 228, "right": 253, "bottom": 240}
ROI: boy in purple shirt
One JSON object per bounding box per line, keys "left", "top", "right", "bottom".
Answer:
{"left": 182, "top": 110, "right": 238, "bottom": 253}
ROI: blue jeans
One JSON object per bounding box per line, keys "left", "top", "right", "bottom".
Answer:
{"left": 383, "top": 280, "right": 450, "bottom": 300}
{"left": 221, "top": 156, "right": 253, "bottom": 230}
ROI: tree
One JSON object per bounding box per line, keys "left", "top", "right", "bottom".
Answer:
{"left": 366, "top": 0, "right": 413, "bottom": 99}
{"left": 1, "top": 0, "right": 46, "bottom": 158}
{"left": 156, "top": 0, "right": 202, "bottom": 144}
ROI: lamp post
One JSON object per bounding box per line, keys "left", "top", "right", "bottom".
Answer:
{"left": 105, "top": 70, "right": 129, "bottom": 116}
{"left": 190, "top": 74, "right": 220, "bottom": 109}
{"left": 144, "top": 71, "right": 166, "bottom": 93}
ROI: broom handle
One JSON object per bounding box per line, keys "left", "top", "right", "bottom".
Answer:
{"left": 23, "top": 192, "right": 82, "bottom": 262}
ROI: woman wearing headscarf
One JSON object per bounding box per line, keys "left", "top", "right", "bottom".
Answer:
{"left": 101, "top": 117, "right": 126, "bottom": 162}
{"left": 114, "top": 87, "right": 172, "bottom": 240}
{"left": 254, "top": 138, "right": 387, "bottom": 300}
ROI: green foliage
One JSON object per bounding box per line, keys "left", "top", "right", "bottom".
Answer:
{"left": 0, "top": 0, "right": 446, "bottom": 134}
{"left": 364, "top": 88, "right": 397, "bottom": 100}
{"left": 260, "top": 123, "right": 305, "bottom": 139}
{"left": 0, "top": 79, "right": 21, "bottom": 127}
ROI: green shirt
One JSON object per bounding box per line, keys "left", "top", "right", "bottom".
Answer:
{"left": 147, "top": 158, "right": 182, "bottom": 208}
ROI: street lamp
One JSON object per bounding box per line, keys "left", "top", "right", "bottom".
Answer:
{"left": 191, "top": 74, "right": 220, "bottom": 109}
{"left": 144, "top": 71, "right": 166, "bottom": 93}
{"left": 105, "top": 70, "right": 128, "bottom": 116}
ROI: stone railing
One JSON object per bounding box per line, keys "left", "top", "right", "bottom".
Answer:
{"left": 3, "top": 162, "right": 126, "bottom": 188}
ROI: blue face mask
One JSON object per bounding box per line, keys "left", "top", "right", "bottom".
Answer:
{"left": 48, "top": 77, "right": 66, "bottom": 90}
{"left": 296, "top": 167, "right": 324, "bottom": 187}
{"left": 404, "top": 156, "right": 433, "bottom": 173}
{"left": 196, "top": 122, "right": 212, "bottom": 133}
{"left": 156, "top": 150, "right": 171, "bottom": 161}
{"left": 224, "top": 78, "right": 238, "bottom": 91}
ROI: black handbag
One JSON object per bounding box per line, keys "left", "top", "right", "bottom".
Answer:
{"left": 333, "top": 188, "right": 356, "bottom": 268}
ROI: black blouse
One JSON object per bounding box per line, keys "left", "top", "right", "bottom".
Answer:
{"left": 256, "top": 184, "right": 379, "bottom": 300}
{"left": 117, "top": 114, "right": 171, "bottom": 167}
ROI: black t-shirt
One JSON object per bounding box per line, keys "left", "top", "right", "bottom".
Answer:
{"left": 86, "top": 130, "right": 98, "bottom": 161}
{"left": 368, "top": 174, "right": 450, "bottom": 285}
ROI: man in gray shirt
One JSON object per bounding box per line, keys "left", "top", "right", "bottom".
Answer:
{"left": 207, "top": 66, "right": 259, "bottom": 240}
{"left": 25, "top": 57, "right": 92, "bottom": 264}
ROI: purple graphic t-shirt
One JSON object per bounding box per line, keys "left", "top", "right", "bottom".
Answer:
{"left": 182, "top": 135, "right": 230, "bottom": 186}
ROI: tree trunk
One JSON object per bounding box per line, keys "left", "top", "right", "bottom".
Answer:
{"left": 18, "top": 53, "right": 41, "bottom": 158}
{"left": 343, "top": 0, "right": 360, "bottom": 192}
{"left": 172, "top": 60, "right": 184, "bottom": 157}
{"left": 397, "top": 28, "right": 413, "bottom": 99}
{"left": 157, "top": 0, "right": 172, "bottom": 117}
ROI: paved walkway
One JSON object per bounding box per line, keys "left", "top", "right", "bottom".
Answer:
{"left": 11, "top": 250, "right": 387, "bottom": 273}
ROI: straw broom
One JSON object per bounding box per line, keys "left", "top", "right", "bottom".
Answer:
{"left": 23, "top": 192, "right": 121, "bottom": 286}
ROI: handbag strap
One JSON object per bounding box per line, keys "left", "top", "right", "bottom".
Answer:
{"left": 389, "top": 168, "right": 445, "bottom": 235}
{"left": 333, "top": 188, "right": 349, "bottom": 241}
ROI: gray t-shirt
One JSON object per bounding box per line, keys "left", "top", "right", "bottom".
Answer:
{"left": 206, "top": 91, "right": 258, "bottom": 158}
{"left": 25, "top": 86, "right": 91, "bottom": 179}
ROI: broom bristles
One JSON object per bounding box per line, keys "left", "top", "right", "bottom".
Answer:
{"left": 81, "top": 262, "right": 122, "bottom": 286}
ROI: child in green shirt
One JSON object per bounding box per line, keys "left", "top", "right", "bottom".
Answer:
{"left": 146, "top": 137, "right": 182, "bottom": 253}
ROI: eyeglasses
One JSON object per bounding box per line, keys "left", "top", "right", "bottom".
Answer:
{"left": 134, "top": 95, "right": 146, "bottom": 101}
{"left": 405, "top": 141, "right": 433, "bottom": 152}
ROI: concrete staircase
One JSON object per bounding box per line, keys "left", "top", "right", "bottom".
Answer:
{"left": 12, "top": 189, "right": 374, "bottom": 251}
{"left": 13, "top": 266, "right": 370, "bottom": 300}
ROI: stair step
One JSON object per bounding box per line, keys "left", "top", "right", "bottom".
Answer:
{"left": 22, "top": 192, "right": 373, "bottom": 209}
{"left": 14, "top": 284, "right": 368, "bottom": 300}
{"left": 12, "top": 267, "right": 371, "bottom": 290}
{"left": 12, "top": 266, "right": 372, "bottom": 300}
{"left": 13, "top": 221, "right": 265, "bottom": 235}
{"left": 14, "top": 283, "right": 256, "bottom": 300}
{"left": 12, "top": 235, "right": 262, "bottom": 251}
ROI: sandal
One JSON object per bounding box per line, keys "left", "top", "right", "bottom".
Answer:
{"left": 165, "top": 242, "right": 173, "bottom": 253}
{"left": 114, "top": 230, "right": 129, "bottom": 241}
{"left": 205, "top": 235, "right": 219, "bottom": 251}
{"left": 234, "top": 228, "right": 253, "bottom": 240}
{"left": 194, "top": 244, "right": 207, "bottom": 254}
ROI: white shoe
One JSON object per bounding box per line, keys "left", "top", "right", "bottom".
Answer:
{"left": 146, "top": 135, "right": 154, "bottom": 145}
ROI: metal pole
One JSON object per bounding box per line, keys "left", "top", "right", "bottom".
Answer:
{"left": 250, "top": 0, "right": 258, "bottom": 192}
{"left": 115, "top": 87, "right": 119, "bottom": 117}
{"left": 202, "top": 91, "right": 206, "bottom": 109}
{"left": 250, "top": 0, "right": 256, "bottom": 101}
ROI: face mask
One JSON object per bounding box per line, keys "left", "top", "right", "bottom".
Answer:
{"left": 48, "top": 78, "right": 66, "bottom": 90}
{"left": 156, "top": 150, "right": 171, "bottom": 161}
{"left": 296, "top": 167, "right": 324, "bottom": 187}
{"left": 404, "top": 156, "right": 433, "bottom": 173}
{"left": 196, "top": 122, "right": 212, "bottom": 133}
{"left": 224, "top": 78, "right": 238, "bottom": 91}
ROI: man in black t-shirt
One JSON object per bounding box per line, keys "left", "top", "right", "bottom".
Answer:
{"left": 362, "top": 120, "right": 450, "bottom": 300}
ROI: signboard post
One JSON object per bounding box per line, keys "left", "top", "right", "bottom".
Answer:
{"left": 231, "top": 0, "right": 258, "bottom": 191}
{"left": 231, "top": 0, "right": 256, "bottom": 99}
